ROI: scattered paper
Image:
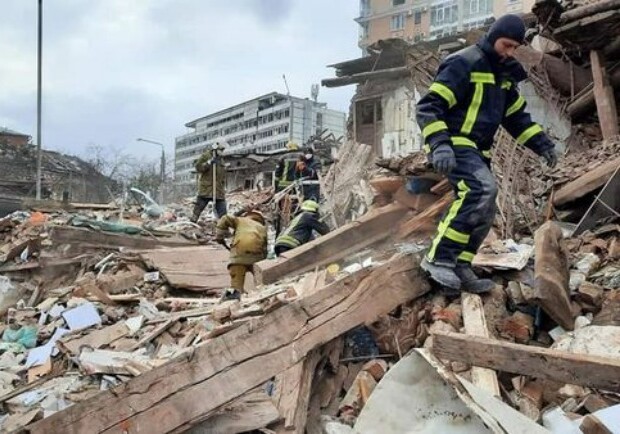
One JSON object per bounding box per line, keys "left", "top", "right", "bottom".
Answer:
{"left": 62, "top": 302, "right": 101, "bottom": 331}
{"left": 48, "top": 304, "right": 65, "bottom": 318}
{"left": 143, "top": 271, "right": 160, "bottom": 282}
{"left": 25, "top": 327, "right": 69, "bottom": 368}
{"left": 125, "top": 316, "right": 144, "bottom": 336}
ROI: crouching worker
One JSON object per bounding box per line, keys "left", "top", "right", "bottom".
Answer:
{"left": 215, "top": 210, "right": 267, "bottom": 301}
{"left": 274, "top": 200, "right": 330, "bottom": 256}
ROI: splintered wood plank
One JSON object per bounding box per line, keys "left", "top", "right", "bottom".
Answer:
{"left": 177, "top": 388, "right": 281, "bottom": 434}
{"left": 58, "top": 322, "right": 130, "bottom": 356}
{"left": 273, "top": 349, "right": 322, "bottom": 433}
{"left": 461, "top": 293, "right": 500, "bottom": 397}
{"left": 49, "top": 226, "right": 191, "bottom": 250}
{"left": 397, "top": 192, "right": 452, "bottom": 239}
{"left": 554, "top": 157, "right": 620, "bottom": 206}
{"left": 28, "top": 253, "right": 429, "bottom": 434}
{"left": 254, "top": 203, "right": 408, "bottom": 285}
{"left": 138, "top": 246, "right": 230, "bottom": 292}
{"left": 432, "top": 331, "right": 620, "bottom": 392}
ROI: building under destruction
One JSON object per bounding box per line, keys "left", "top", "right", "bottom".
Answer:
{"left": 0, "top": 0, "right": 619, "bottom": 433}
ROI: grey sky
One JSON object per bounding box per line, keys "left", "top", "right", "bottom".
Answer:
{"left": 0, "top": 0, "right": 359, "bottom": 163}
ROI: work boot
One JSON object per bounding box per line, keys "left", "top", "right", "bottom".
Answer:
{"left": 220, "top": 289, "right": 241, "bottom": 302}
{"left": 455, "top": 265, "right": 495, "bottom": 294}
{"left": 420, "top": 258, "right": 461, "bottom": 295}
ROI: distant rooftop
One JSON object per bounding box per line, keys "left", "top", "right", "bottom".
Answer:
{"left": 0, "top": 127, "right": 30, "bottom": 137}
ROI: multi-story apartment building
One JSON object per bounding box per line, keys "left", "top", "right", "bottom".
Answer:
{"left": 356, "top": 0, "right": 535, "bottom": 52}
{"left": 174, "top": 92, "right": 346, "bottom": 185}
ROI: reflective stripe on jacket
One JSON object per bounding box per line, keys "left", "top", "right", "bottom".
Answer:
{"left": 416, "top": 44, "right": 554, "bottom": 158}
{"left": 275, "top": 211, "right": 330, "bottom": 249}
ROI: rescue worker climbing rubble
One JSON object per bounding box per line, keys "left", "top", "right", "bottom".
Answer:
{"left": 191, "top": 142, "right": 227, "bottom": 222}
{"left": 295, "top": 147, "right": 322, "bottom": 201}
{"left": 274, "top": 143, "right": 301, "bottom": 193}
{"left": 416, "top": 14, "right": 558, "bottom": 295}
{"left": 274, "top": 200, "right": 330, "bottom": 256}
{"left": 215, "top": 210, "right": 268, "bottom": 301}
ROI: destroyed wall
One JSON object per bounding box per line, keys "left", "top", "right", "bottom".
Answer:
{"left": 0, "top": 143, "right": 115, "bottom": 210}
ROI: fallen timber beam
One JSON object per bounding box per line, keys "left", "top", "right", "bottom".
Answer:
{"left": 254, "top": 203, "right": 408, "bottom": 285}
{"left": 321, "top": 66, "right": 409, "bottom": 88}
{"left": 49, "top": 226, "right": 192, "bottom": 250}
{"left": 432, "top": 331, "right": 620, "bottom": 392}
{"left": 560, "top": 0, "right": 620, "bottom": 23}
{"left": 553, "top": 157, "right": 620, "bottom": 206}
{"left": 28, "top": 253, "right": 430, "bottom": 434}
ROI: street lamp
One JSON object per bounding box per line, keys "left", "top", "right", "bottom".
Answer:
{"left": 136, "top": 138, "right": 166, "bottom": 203}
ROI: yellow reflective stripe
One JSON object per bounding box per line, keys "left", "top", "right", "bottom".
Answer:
{"left": 482, "top": 149, "right": 492, "bottom": 158}
{"left": 429, "top": 82, "right": 457, "bottom": 108}
{"left": 423, "top": 121, "right": 448, "bottom": 139}
{"left": 517, "top": 124, "right": 543, "bottom": 145}
{"left": 423, "top": 144, "right": 431, "bottom": 154}
{"left": 275, "top": 235, "right": 300, "bottom": 248}
{"left": 470, "top": 72, "right": 495, "bottom": 84}
{"left": 278, "top": 180, "right": 293, "bottom": 186}
{"left": 445, "top": 227, "right": 470, "bottom": 244}
{"left": 461, "top": 83, "right": 484, "bottom": 135}
{"left": 451, "top": 136, "right": 477, "bottom": 148}
{"left": 501, "top": 80, "right": 512, "bottom": 90}
{"left": 427, "top": 180, "right": 471, "bottom": 261}
{"left": 506, "top": 96, "right": 526, "bottom": 117}
{"left": 458, "top": 251, "right": 475, "bottom": 263}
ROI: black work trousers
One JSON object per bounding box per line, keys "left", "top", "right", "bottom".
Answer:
{"left": 191, "top": 196, "right": 227, "bottom": 222}
{"left": 426, "top": 147, "right": 498, "bottom": 266}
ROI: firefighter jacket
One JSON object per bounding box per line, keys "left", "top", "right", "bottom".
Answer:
{"left": 416, "top": 38, "right": 554, "bottom": 159}
{"left": 275, "top": 157, "right": 299, "bottom": 190}
{"left": 216, "top": 216, "right": 267, "bottom": 266}
{"left": 297, "top": 156, "right": 321, "bottom": 180}
{"left": 195, "top": 149, "right": 226, "bottom": 199}
{"left": 275, "top": 211, "right": 330, "bottom": 249}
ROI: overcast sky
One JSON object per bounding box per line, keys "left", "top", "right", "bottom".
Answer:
{"left": 0, "top": 1, "right": 359, "bottom": 163}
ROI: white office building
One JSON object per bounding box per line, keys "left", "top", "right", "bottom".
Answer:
{"left": 174, "top": 92, "right": 346, "bottom": 185}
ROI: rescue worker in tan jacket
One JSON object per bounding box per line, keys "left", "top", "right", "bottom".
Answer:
{"left": 215, "top": 210, "right": 267, "bottom": 301}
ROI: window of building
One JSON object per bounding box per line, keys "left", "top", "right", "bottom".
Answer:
{"left": 393, "top": 0, "right": 406, "bottom": 5}
{"left": 469, "top": 0, "right": 479, "bottom": 14}
{"left": 390, "top": 13, "right": 405, "bottom": 30}
{"left": 414, "top": 33, "right": 423, "bottom": 42}
{"left": 431, "top": 1, "right": 458, "bottom": 26}
{"left": 414, "top": 10, "right": 422, "bottom": 24}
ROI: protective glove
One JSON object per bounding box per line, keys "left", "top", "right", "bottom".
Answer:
{"left": 431, "top": 143, "right": 457, "bottom": 175}
{"left": 541, "top": 148, "right": 557, "bottom": 168}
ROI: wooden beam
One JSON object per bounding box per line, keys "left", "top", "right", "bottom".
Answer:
{"left": 397, "top": 192, "right": 452, "bottom": 239}
{"left": 567, "top": 67, "right": 620, "bottom": 119}
{"left": 49, "top": 226, "right": 192, "bottom": 250}
{"left": 432, "top": 331, "right": 620, "bottom": 392}
{"left": 273, "top": 349, "right": 322, "bottom": 433}
{"left": 177, "top": 388, "right": 281, "bottom": 434}
{"left": 461, "top": 293, "right": 500, "bottom": 397}
{"left": 553, "top": 157, "right": 620, "bottom": 206}
{"left": 590, "top": 50, "right": 619, "bottom": 141}
{"left": 321, "top": 67, "right": 410, "bottom": 88}
{"left": 533, "top": 221, "right": 573, "bottom": 330}
{"left": 254, "top": 203, "right": 408, "bottom": 285}
{"left": 28, "top": 253, "right": 430, "bottom": 434}
{"left": 561, "top": 0, "right": 620, "bottom": 22}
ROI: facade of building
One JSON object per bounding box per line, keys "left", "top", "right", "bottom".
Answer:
{"left": 356, "top": 0, "right": 535, "bottom": 52}
{"left": 174, "top": 92, "right": 346, "bottom": 185}
{"left": 0, "top": 127, "right": 31, "bottom": 147}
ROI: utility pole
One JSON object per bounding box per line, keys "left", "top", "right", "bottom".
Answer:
{"left": 136, "top": 138, "right": 166, "bottom": 204}
{"left": 282, "top": 74, "right": 294, "bottom": 144}
{"left": 35, "top": 0, "right": 43, "bottom": 200}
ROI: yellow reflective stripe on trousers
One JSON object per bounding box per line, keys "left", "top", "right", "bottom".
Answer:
{"left": 458, "top": 251, "right": 475, "bottom": 263}
{"left": 470, "top": 72, "right": 495, "bottom": 84}
{"left": 275, "top": 235, "right": 300, "bottom": 248}
{"left": 429, "top": 82, "right": 457, "bottom": 108}
{"left": 445, "top": 227, "right": 470, "bottom": 244}
{"left": 482, "top": 149, "right": 492, "bottom": 158}
{"left": 517, "top": 124, "right": 543, "bottom": 145}
{"left": 505, "top": 96, "right": 525, "bottom": 117}
{"left": 423, "top": 120, "right": 448, "bottom": 139}
{"left": 501, "top": 80, "right": 512, "bottom": 90}
{"left": 427, "top": 180, "right": 471, "bottom": 261}
{"left": 461, "top": 82, "right": 484, "bottom": 135}
{"left": 423, "top": 144, "right": 431, "bottom": 154}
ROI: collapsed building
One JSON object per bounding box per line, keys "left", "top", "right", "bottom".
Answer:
{"left": 0, "top": 0, "right": 619, "bottom": 433}
{"left": 0, "top": 128, "right": 116, "bottom": 216}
